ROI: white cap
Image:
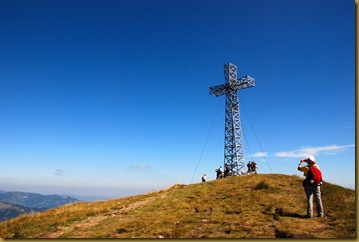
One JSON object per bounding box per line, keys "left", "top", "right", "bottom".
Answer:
{"left": 307, "top": 155, "right": 316, "bottom": 162}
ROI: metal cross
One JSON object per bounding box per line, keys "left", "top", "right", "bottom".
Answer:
{"left": 209, "top": 63, "right": 255, "bottom": 176}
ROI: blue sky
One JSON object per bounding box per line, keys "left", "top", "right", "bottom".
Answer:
{"left": 0, "top": 0, "right": 355, "bottom": 198}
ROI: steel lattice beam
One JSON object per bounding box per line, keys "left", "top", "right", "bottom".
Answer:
{"left": 209, "top": 63, "right": 255, "bottom": 176}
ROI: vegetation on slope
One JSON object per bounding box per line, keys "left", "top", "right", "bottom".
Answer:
{"left": 0, "top": 174, "right": 355, "bottom": 238}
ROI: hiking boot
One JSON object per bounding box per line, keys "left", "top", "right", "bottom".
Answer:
{"left": 317, "top": 214, "right": 324, "bottom": 217}
{"left": 304, "top": 215, "right": 312, "bottom": 218}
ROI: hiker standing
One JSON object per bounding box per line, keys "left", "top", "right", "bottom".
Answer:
{"left": 297, "top": 155, "right": 324, "bottom": 218}
{"left": 202, "top": 174, "right": 206, "bottom": 182}
{"left": 224, "top": 165, "right": 231, "bottom": 177}
{"left": 216, "top": 166, "right": 224, "bottom": 179}
{"left": 247, "top": 161, "right": 252, "bottom": 174}
{"left": 251, "top": 161, "right": 258, "bottom": 174}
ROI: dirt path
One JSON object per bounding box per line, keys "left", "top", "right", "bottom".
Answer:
{"left": 38, "top": 195, "right": 159, "bottom": 238}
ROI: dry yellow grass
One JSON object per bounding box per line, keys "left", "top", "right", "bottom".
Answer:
{"left": 0, "top": 174, "right": 355, "bottom": 238}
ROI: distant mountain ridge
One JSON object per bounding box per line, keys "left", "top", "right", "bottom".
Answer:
{"left": 0, "top": 201, "right": 45, "bottom": 222}
{"left": 0, "top": 191, "right": 80, "bottom": 221}
{"left": 0, "top": 191, "right": 79, "bottom": 209}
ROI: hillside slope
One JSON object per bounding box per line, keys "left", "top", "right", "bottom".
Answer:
{"left": 0, "top": 174, "right": 355, "bottom": 238}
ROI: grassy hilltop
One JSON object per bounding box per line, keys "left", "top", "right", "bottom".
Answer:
{"left": 0, "top": 174, "right": 355, "bottom": 238}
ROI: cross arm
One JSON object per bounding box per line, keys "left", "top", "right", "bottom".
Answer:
{"left": 235, "top": 75, "right": 255, "bottom": 90}
{"left": 209, "top": 83, "right": 229, "bottom": 97}
{"left": 209, "top": 75, "right": 255, "bottom": 97}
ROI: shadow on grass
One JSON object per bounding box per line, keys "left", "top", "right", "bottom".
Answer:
{"left": 268, "top": 208, "right": 308, "bottom": 219}
{"left": 281, "top": 212, "right": 308, "bottom": 219}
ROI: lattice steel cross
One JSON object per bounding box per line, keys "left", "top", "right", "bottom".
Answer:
{"left": 209, "top": 63, "right": 255, "bottom": 176}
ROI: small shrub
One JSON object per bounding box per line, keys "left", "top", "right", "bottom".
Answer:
{"left": 275, "top": 228, "right": 294, "bottom": 238}
{"left": 116, "top": 228, "right": 127, "bottom": 234}
{"left": 254, "top": 180, "right": 270, "bottom": 190}
{"left": 13, "top": 227, "right": 23, "bottom": 238}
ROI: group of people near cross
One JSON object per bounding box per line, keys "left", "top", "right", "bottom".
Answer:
{"left": 200, "top": 161, "right": 260, "bottom": 182}
{"left": 213, "top": 162, "right": 259, "bottom": 179}
{"left": 214, "top": 165, "right": 234, "bottom": 179}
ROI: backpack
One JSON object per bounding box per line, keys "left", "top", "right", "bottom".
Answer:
{"left": 307, "top": 166, "right": 322, "bottom": 186}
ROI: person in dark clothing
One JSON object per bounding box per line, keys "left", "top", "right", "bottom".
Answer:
{"left": 216, "top": 166, "right": 224, "bottom": 179}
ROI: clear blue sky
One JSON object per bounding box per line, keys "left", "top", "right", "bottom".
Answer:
{"left": 0, "top": 0, "right": 355, "bottom": 198}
